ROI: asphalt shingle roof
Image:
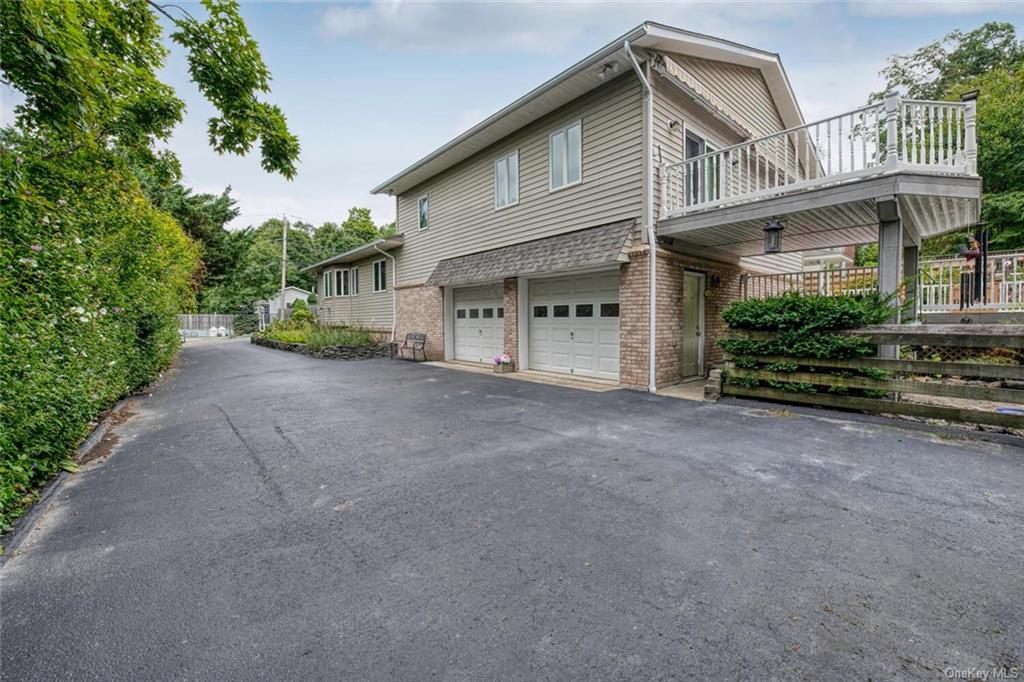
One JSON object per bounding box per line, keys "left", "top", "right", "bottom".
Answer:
{"left": 425, "top": 219, "right": 635, "bottom": 287}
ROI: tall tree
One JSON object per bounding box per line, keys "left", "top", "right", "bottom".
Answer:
{"left": 0, "top": 0, "right": 300, "bottom": 178}
{"left": 870, "top": 22, "right": 1024, "bottom": 256}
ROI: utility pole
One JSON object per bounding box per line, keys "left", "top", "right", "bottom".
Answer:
{"left": 279, "top": 214, "right": 288, "bottom": 320}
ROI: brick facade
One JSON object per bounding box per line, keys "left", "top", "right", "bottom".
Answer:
{"left": 395, "top": 284, "right": 445, "bottom": 360}
{"left": 617, "top": 245, "right": 744, "bottom": 389}
{"left": 393, "top": 249, "right": 743, "bottom": 387}
{"left": 502, "top": 278, "right": 519, "bottom": 367}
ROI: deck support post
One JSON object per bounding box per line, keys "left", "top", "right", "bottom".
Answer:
{"left": 902, "top": 237, "right": 919, "bottom": 323}
{"left": 876, "top": 197, "right": 902, "bottom": 358}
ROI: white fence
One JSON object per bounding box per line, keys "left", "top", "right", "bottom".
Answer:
{"left": 742, "top": 251, "right": 1024, "bottom": 315}
{"left": 661, "top": 95, "right": 976, "bottom": 219}
{"left": 178, "top": 314, "right": 235, "bottom": 338}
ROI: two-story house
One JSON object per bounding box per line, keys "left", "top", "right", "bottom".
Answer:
{"left": 308, "top": 21, "right": 981, "bottom": 390}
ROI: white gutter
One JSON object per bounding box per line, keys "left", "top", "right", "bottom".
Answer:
{"left": 625, "top": 39, "right": 657, "bottom": 394}
{"left": 373, "top": 243, "right": 398, "bottom": 342}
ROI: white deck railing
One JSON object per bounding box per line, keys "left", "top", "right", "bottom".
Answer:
{"left": 741, "top": 252, "right": 1024, "bottom": 315}
{"left": 661, "top": 95, "right": 977, "bottom": 219}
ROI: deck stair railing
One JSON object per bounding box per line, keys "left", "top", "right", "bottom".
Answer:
{"left": 661, "top": 95, "right": 977, "bottom": 219}
{"left": 741, "top": 251, "right": 1024, "bottom": 314}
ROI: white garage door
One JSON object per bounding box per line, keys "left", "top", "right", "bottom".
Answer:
{"left": 528, "top": 272, "right": 619, "bottom": 381}
{"left": 453, "top": 284, "right": 504, "bottom": 364}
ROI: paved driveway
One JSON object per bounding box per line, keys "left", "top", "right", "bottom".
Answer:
{"left": 3, "top": 338, "right": 1021, "bottom": 680}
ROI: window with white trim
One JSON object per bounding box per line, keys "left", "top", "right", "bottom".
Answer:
{"left": 336, "top": 269, "right": 350, "bottom": 297}
{"left": 494, "top": 151, "right": 519, "bottom": 209}
{"left": 373, "top": 259, "right": 387, "bottom": 292}
{"left": 549, "top": 121, "right": 582, "bottom": 190}
{"left": 418, "top": 196, "right": 429, "bottom": 230}
{"left": 351, "top": 266, "right": 359, "bottom": 296}
{"left": 322, "top": 271, "right": 334, "bottom": 298}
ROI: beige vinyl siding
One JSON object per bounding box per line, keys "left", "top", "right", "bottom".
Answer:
{"left": 741, "top": 252, "right": 804, "bottom": 274}
{"left": 314, "top": 251, "right": 396, "bottom": 330}
{"left": 395, "top": 75, "right": 643, "bottom": 285}
{"left": 652, "top": 54, "right": 795, "bottom": 219}
{"left": 665, "top": 54, "right": 785, "bottom": 139}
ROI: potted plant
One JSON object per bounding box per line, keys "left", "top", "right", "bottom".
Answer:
{"left": 493, "top": 353, "right": 514, "bottom": 373}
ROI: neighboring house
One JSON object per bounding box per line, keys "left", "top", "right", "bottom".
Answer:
{"left": 299, "top": 235, "right": 402, "bottom": 334}
{"left": 255, "top": 286, "right": 312, "bottom": 326}
{"left": 318, "top": 21, "right": 980, "bottom": 390}
{"left": 801, "top": 246, "right": 857, "bottom": 271}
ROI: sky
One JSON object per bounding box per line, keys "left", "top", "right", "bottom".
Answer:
{"left": 3, "top": 1, "right": 1022, "bottom": 229}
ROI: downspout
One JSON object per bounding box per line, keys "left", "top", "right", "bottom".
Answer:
{"left": 373, "top": 241, "right": 397, "bottom": 342}
{"left": 625, "top": 40, "right": 657, "bottom": 393}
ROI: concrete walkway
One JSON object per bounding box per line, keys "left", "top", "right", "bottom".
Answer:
{"left": 2, "top": 337, "right": 1021, "bottom": 680}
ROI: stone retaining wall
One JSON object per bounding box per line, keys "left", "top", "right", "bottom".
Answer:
{"left": 251, "top": 335, "right": 390, "bottom": 360}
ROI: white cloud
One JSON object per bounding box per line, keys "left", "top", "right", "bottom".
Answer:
{"left": 849, "top": 0, "right": 1017, "bottom": 17}
{"left": 318, "top": 1, "right": 818, "bottom": 54}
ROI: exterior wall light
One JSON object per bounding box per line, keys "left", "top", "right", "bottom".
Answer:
{"left": 763, "top": 218, "right": 785, "bottom": 254}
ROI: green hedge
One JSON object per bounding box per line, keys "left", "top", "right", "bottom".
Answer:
{"left": 256, "top": 321, "right": 375, "bottom": 348}
{"left": 718, "top": 292, "right": 894, "bottom": 359}
{"left": 0, "top": 136, "right": 200, "bottom": 529}
{"left": 717, "top": 293, "right": 895, "bottom": 396}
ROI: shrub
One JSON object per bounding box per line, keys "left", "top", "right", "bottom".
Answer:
{"left": 0, "top": 135, "right": 200, "bottom": 529}
{"left": 290, "top": 298, "right": 311, "bottom": 322}
{"left": 257, "top": 321, "right": 375, "bottom": 348}
{"left": 717, "top": 293, "right": 896, "bottom": 396}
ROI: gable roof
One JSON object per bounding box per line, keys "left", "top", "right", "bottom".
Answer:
{"left": 370, "top": 21, "right": 803, "bottom": 196}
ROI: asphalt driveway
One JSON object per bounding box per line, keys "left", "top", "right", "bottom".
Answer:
{"left": 2, "top": 337, "right": 1021, "bottom": 680}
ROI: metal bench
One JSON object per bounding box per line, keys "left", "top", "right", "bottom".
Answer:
{"left": 397, "top": 332, "right": 427, "bottom": 361}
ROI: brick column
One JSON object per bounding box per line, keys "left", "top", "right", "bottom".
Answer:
{"left": 395, "top": 284, "right": 445, "bottom": 360}
{"left": 502, "top": 278, "right": 519, "bottom": 368}
{"left": 618, "top": 251, "right": 650, "bottom": 388}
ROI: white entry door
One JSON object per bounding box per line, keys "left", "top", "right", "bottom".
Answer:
{"left": 680, "top": 271, "right": 705, "bottom": 377}
{"left": 453, "top": 285, "right": 504, "bottom": 364}
{"left": 528, "top": 272, "right": 619, "bottom": 381}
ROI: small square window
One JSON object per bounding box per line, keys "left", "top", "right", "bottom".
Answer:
{"left": 482, "top": 308, "right": 494, "bottom": 318}
{"left": 533, "top": 305, "right": 548, "bottom": 318}
{"left": 456, "top": 309, "right": 466, "bottom": 319}
{"left": 553, "top": 305, "right": 569, "bottom": 318}
{"left": 497, "top": 307, "right": 504, "bottom": 318}
{"left": 600, "top": 303, "right": 619, "bottom": 317}
{"left": 469, "top": 308, "right": 479, "bottom": 319}
{"left": 575, "top": 304, "right": 593, "bottom": 318}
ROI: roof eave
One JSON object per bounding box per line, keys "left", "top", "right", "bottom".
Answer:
{"left": 298, "top": 235, "right": 404, "bottom": 274}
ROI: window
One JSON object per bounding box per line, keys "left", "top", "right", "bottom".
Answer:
{"left": 482, "top": 308, "right": 494, "bottom": 319}
{"left": 533, "top": 305, "right": 548, "bottom": 318}
{"left": 684, "top": 131, "right": 720, "bottom": 206}
{"left": 456, "top": 309, "right": 466, "bottom": 319}
{"left": 351, "top": 267, "right": 359, "bottom": 296}
{"left": 494, "top": 151, "right": 519, "bottom": 209}
{"left": 418, "top": 196, "right": 429, "bottom": 230}
{"left": 497, "top": 307, "right": 504, "bottom": 318}
{"left": 549, "top": 121, "right": 582, "bottom": 190}
{"left": 336, "top": 270, "right": 350, "bottom": 297}
{"left": 600, "top": 303, "right": 619, "bottom": 317}
{"left": 469, "top": 308, "right": 479, "bottom": 319}
{"left": 373, "top": 260, "right": 387, "bottom": 292}
{"left": 575, "top": 304, "right": 593, "bottom": 318}
{"left": 322, "top": 271, "right": 334, "bottom": 298}
{"left": 553, "top": 305, "right": 569, "bottom": 318}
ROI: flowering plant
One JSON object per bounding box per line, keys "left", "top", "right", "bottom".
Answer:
{"left": 494, "top": 354, "right": 512, "bottom": 366}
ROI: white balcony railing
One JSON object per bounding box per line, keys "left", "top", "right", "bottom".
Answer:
{"left": 741, "top": 252, "right": 1024, "bottom": 315}
{"left": 661, "top": 95, "right": 978, "bottom": 219}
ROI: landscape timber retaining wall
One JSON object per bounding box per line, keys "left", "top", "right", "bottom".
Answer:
{"left": 251, "top": 335, "right": 390, "bottom": 360}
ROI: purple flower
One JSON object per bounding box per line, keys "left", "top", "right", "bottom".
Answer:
{"left": 30, "top": 244, "right": 42, "bottom": 252}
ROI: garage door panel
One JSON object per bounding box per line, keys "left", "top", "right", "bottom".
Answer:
{"left": 453, "top": 285, "right": 503, "bottom": 364}
{"left": 529, "top": 272, "right": 620, "bottom": 381}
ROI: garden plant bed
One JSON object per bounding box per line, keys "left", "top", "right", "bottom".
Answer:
{"left": 251, "top": 335, "right": 391, "bottom": 360}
